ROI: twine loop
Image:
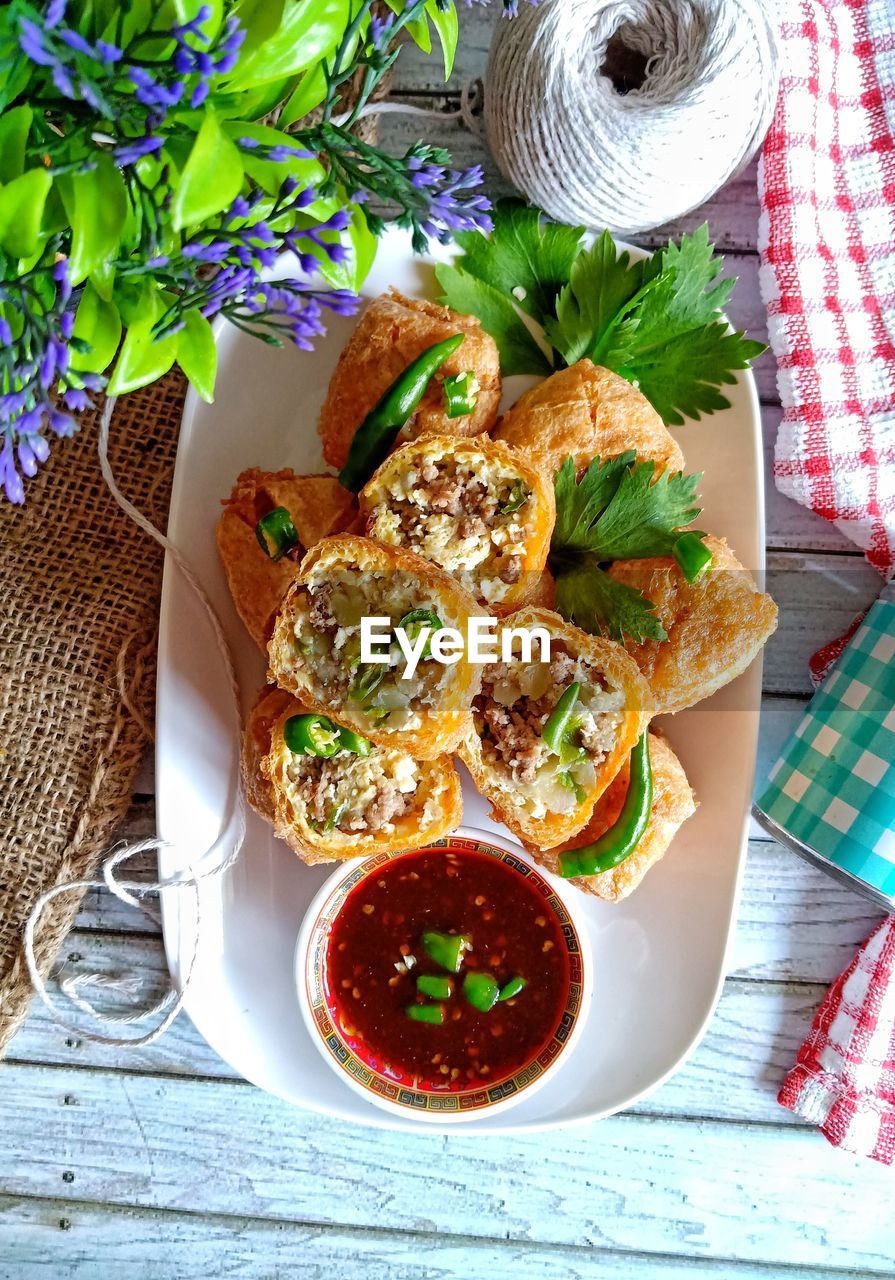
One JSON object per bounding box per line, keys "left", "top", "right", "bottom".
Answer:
{"left": 484, "top": 0, "right": 780, "bottom": 235}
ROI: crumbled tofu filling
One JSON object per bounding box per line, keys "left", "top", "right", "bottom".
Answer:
{"left": 285, "top": 747, "right": 421, "bottom": 836}
{"left": 473, "top": 645, "right": 625, "bottom": 819}
{"left": 289, "top": 567, "right": 452, "bottom": 731}
{"left": 367, "top": 449, "right": 535, "bottom": 603}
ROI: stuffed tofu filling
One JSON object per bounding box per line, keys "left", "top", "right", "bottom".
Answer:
{"left": 285, "top": 747, "right": 422, "bottom": 836}
{"left": 289, "top": 567, "right": 452, "bottom": 730}
{"left": 368, "top": 450, "right": 535, "bottom": 602}
{"left": 473, "top": 646, "right": 625, "bottom": 820}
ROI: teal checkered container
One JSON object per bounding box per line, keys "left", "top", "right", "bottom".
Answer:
{"left": 754, "top": 582, "right": 895, "bottom": 909}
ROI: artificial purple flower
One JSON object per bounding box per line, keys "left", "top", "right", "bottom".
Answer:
{"left": 46, "top": 0, "right": 67, "bottom": 28}
{"left": 96, "top": 40, "right": 123, "bottom": 63}
{"left": 59, "top": 28, "right": 94, "bottom": 55}
{"left": 0, "top": 317, "right": 11, "bottom": 345}
{"left": 173, "top": 5, "right": 213, "bottom": 39}
{"left": 19, "top": 19, "right": 55, "bottom": 67}
{"left": 113, "top": 134, "right": 164, "bottom": 166}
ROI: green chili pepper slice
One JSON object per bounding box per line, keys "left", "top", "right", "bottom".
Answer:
{"left": 557, "top": 770, "right": 587, "bottom": 804}
{"left": 559, "top": 732, "right": 653, "bottom": 878}
{"left": 498, "top": 977, "right": 526, "bottom": 1001}
{"left": 542, "top": 682, "right": 581, "bottom": 755}
{"left": 422, "top": 930, "right": 471, "bottom": 973}
{"left": 673, "top": 531, "right": 713, "bottom": 583}
{"left": 283, "top": 713, "right": 340, "bottom": 758}
{"left": 255, "top": 507, "right": 299, "bottom": 561}
{"left": 463, "top": 971, "right": 500, "bottom": 1013}
{"left": 405, "top": 1003, "right": 445, "bottom": 1025}
{"left": 348, "top": 663, "right": 386, "bottom": 704}
{"left": 442, "top": 370, "right": 479, "bottom": 418}
{"left": 417, "top": 974, "right": 453, "bottom": 1000}
{"left": 338, "top": 333, "right": 465, "bottom": 492}
{"left": 398, "top": 608, "right": 442, "bottom": 661}
{"left": 337, "top": 726, "right": 372, "bottom": 756}
{"left": 500, "top": 479, "right": 529, "bottom": 515}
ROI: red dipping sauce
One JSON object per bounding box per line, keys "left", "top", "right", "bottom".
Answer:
{"left": 322, "top": 843, "right": 574, "bottom": 1091}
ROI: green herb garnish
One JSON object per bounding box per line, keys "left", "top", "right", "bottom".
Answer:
{"left": 548, "top": 453, "right": 713, "bottom": 642}
{"left": 500, "top": 478, "right": 529, "bottom": 515}
{"left": 436, "top": 206, "right": 765, "bottom": 426}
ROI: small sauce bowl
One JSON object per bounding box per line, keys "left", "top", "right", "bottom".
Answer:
{"left": 295, "top": 828, "right": 592, "bottom": 1123}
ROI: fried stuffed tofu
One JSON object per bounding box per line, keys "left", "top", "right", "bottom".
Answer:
{"left": 606, "top": 536, "right": 778, "bottom": 715}
{"left": 459, "top": 607, "right": 653, "bottom": 848}
{"left": 268, "top": 534, "right": 484, "bottom": 760}
{"left": 360, "top": 435, "right": 555, "bottom": 614}
{"left": 494, "top": 359, "right": 684, "bottom": 477}
{"left": 217, "top": 468, "right": 356, "bottom": 653}
{"left": 243, "top": 686, "right": 462, "bottom": 866}
{"left": 318, "top": 289, "right": 502, "bottom": 470}
{"left": 538, "top": 732, "right": 697, "bottom": 901}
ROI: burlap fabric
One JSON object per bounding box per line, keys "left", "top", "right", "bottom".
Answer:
{"left": 0, "top": 374, "right": 186, "bottom": 1053}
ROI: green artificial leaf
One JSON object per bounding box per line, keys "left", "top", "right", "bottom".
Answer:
{"left": 176, "top": 310, "right": 218, "bottom": 402}
{"left": 224, "top": 0, "right": 349, "bottom": 90}
{"left": 427, "top": 0, "right": 458, "bottom": 79}
{"left": 107, "top": 284, "right": 179, "bottom": 395}
{"left": 171, "top": 109, "right": 244, "bottom": 230}
{"left": 59, "top": 153, "right": 128, "bottom": 287}
{"left": 279, "top": 62, "right": 329, "bottom": 126}
{"left": 552, "top": 454, "right": 704, "bottom": 562}
{"left": 344, "top": 202, "right": 377, "bottom": 289}
{"left": 435, "top": 262, "right": 552, "bottom": 377}
{"left": 545, "top": 230, "right": 644, "bottom": 366}
{"left": 455, "top": 200, "right": 585, "bottom": 325}
{"left": 0, "top": 169, "right": 52, "bottom": 259}
{"left": 554, "top": 560, "right": 667, "bottom": 645}
{"left": 70, "top": 283, "right": 122, "bottom": 374}
{"left": 0, "top": 105, "right": 32, "bottom": 182}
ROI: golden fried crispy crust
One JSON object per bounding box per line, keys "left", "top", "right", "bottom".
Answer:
{"left": 268, "top": 534, "right": 484, "bottom": 759}
{"left": 537, "top": 732, "right": 697, "bottom": 902}
{"left": 217, "top": 469, "right": 357, "bottom": 652}
{"left": 493, "top": 360, "right": 685, "bottom": 476}
{"left": 318, "top": 289, "right": 502, "bottom": 469}
{"left": 242, "top": 686, "right": 462, "bottom": 866}
{"left": 607, "top": 536, "right": 778, "bottom": 715}
{"left": 458, "top": 606, "right": 653, "bottom": 848}
{"left": 359, "top": 434, "right": 556, "bottom": 614}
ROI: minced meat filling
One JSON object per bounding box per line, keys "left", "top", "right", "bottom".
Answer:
{"left": 368, "top": 451, "right": 533, "bottom": 601}
{"left": 290, "top": 568, "right": 450, "bottom": 731}
{"left": 286, "top": 749, "right": 420, "bottom": 836}
{"left": 474, "top": 647, "right": 626, "bottom": 818}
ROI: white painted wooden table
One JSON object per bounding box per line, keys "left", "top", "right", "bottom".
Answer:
{"left": 6, "top": 12, "right": 895, "bottom": 1276}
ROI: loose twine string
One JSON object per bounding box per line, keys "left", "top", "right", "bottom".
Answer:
{"left": 23, "top": 395, "right": 247, "bottom": 1046}
{"left": 484, "top": 0, "right": 779, "bottom": 235}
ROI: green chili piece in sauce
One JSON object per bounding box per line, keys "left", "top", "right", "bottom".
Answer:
{"left": 463, "top": 971, "right": 500, "bottom": 1013}
{"left": 405, "top": 1003, "right": 446, "bottom": 1025}
{"left": 417, "top": 974, "right": 452, "bottom": 1000}
{"left": 422, "top": 930, "right": 471, "bottom": 973}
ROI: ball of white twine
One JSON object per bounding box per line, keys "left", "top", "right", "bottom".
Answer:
{"left": 484, "top": 0, "right": 779, "bottom": 235}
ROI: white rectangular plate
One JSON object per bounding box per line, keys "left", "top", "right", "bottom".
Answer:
{"left": 156, "top": 228, "right": 765, "bottom": 1133}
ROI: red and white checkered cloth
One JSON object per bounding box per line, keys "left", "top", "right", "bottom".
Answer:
{"left": 757, "top": 0, "right": 895, "bottom": 1161}
{"left": 779, "top": 918, "right": 895, "bottom": 1163}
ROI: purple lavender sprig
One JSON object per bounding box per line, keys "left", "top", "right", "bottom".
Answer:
{"left": 0, "top": 251, "right": 103, "bottom": 504}
{"left": 306, "top": 126, "right": 492, "bottom": 253}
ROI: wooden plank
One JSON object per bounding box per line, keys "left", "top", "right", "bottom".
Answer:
{"left": 1, "top": 1062, "right": 894, "bottom": 1270}
{"left": 6, "top": 930, "right": 826, "bottom": 1128}
{"left": 3, "top": 1195, "right": 877, "bottom": 1280}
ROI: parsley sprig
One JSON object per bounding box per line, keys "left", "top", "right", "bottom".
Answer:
{"left": 437, "top": 203, "right": 765, "bottom": 427}
{"left": 549, "top": 454, "right": 711, "bottom": 643}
